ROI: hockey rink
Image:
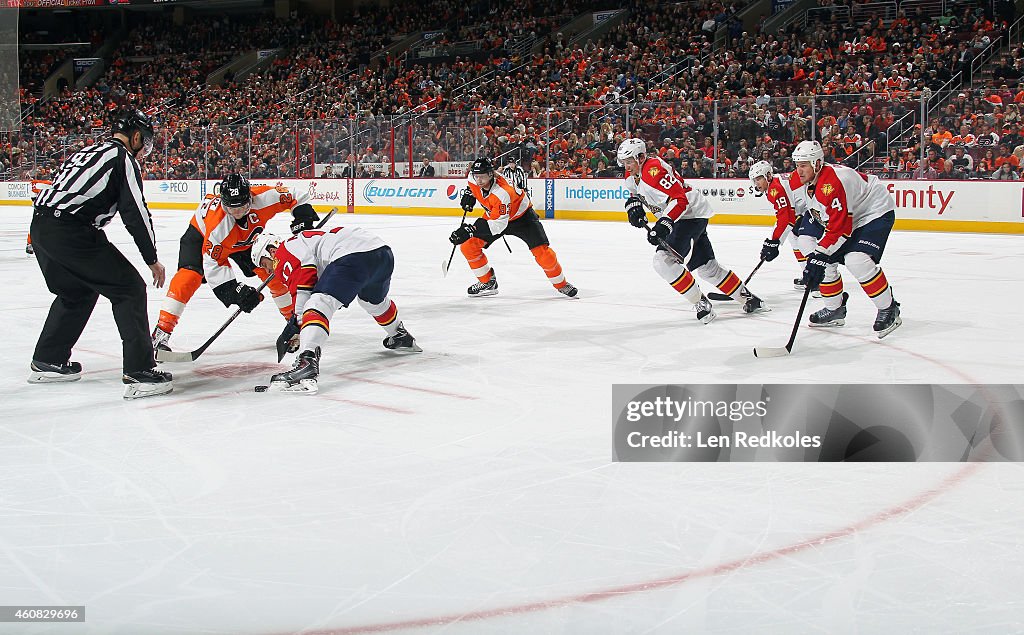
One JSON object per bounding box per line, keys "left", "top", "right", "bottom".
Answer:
{"left": 1, "top": 206, "right": 1023, "bottom": 634}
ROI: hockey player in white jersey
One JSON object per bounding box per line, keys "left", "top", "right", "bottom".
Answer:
{"left": 251, "top": 227, "right": 421, "bottom": 393}
{"left": 793, "top": 140, "right": 902, "bottom": 338}
{"left": 617, "top": 138, "right": 768, "bottom": 323}
{"left": 748, "top": 160, "right": 828, "bottom": 294}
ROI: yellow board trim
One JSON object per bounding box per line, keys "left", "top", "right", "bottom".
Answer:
{"left": 5, "top": 202, "right": 1023, "bottom": 234}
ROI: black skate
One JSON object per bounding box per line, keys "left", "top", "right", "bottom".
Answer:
{"left": 468, "top": 275, "right": 498, "bottom": 297}
{"left": 808, "top": 291, "right": 848, "bottom": 327}
{"left": 873, "top": 299, "right": 902, "bottom": 339}
{"left": 151, "top": 326, "right": 172, "bottom": 354}
{"left": 742, "top": 291, "right": 771, "bottom": 314}
{"left": 383, "top": 322, "right": 423, "bottom": 353}
{"left": 557, "top": 282, "right": 579, "bottom": 298}
{"left": 123, "top": 368, "right": 173, "bottom": 399}
{"left": 28, "top": 359, "right": 82, "bottom": 383}
{"left": 26, "top": 244, "right": 34, "bottom": 256}
{"left": 269, "top": 347, "right": 320, "bottom": 394}
{"left": 695, "top": 294, "right": 716, "bottom": 325}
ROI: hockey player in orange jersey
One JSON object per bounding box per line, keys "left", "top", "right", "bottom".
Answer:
{"left": 151, "top": 173, "right": 318, "bottom": 353}
{"left": 26, "top": 178, "right": 52, "bottom": 255}
{"left": 449, "top": 157, "right": 577, "bottom": 297}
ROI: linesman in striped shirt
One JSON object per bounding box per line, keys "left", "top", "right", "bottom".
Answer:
{"left": 28, "top": 110, "right": 173, "bottom": 399}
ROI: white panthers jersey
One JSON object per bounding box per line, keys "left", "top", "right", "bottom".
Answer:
{"left": 624, "top": 155, "right": 714, "bottom": 220}
{"left": 275, "top": 226, "right": 386, "bottom": 278}
{"left": 805, "top": 163, "right": 895, "bottom": 255}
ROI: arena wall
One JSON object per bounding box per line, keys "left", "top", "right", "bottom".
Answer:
{"left": 3, "top": 178, "right": 1022, "bottom": 234}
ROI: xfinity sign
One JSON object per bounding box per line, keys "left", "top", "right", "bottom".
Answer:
{"left": 363, "top": 180, "right": 437, "bottom": 203}
{"left": 565, "top": 184, "right": 632, "bottom": 202}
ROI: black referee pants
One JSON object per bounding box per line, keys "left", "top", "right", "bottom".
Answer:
{"left": 31, "top": 214, "right": 156, "bottom": 374}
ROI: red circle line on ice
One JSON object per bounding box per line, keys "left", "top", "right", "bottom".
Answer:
{"left": 261, "top": 462, "right": 983, "bottom": 635}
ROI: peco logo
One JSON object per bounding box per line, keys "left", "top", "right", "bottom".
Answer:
{"left": 159, "top": 182, "right": 189, "bottom": 193}
{"left": 363, "top": 180, "right": 437, "bottom": 203}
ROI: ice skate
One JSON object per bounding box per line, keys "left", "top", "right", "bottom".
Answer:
{"left": 873, "top": 299, "right": 902, "bottom": 339}
{"left": 695, "top": 294, "right": 716, "bottom": 325}
{"left": 28, "top": 359, "right": 82, "bottom": 383}
{"left": 808, "top": 292, "right": 848, "bottom": 327}
{"left": 26, "top": 244, "right": 34, "bottom": 256}
{"left": 123, "top": 368, "right": 173, "bottom": 399}
{"left": 468, "top": 275, "right": 498, "bottom": 297}
{"left": 383, "top": 322, "right": 423, "bottom": 353}
{"left": 269, "top": 348, "right": 320, "bottom": 394}
{"left": 151, "top": 326, "right": 172, "bottom": 353}
{"left": 557, "top": 282, "right": 579, "bottom": 298}
{"left": 742, "top": 291, "right": 770, "bottom": 314}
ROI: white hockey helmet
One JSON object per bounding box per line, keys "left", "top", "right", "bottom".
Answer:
{"left": 616, "top": 137, "right": 647, "bottom": 166}
{"left": 792, "top": 140, "right": 824, "bottom": 165}
{"left": 748, "top": 160, "right": 774, "bottom": 188}
{"left": 251, "top": 232, "right": 282, "bottom": 268}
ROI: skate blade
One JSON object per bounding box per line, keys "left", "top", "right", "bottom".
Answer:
{"left": 28, "top": 371, "right": 82, "bottom": 384}
{"left": 386, "top": 343, "right": 424, "bottom": 353}
{"left": 876, "top": 316, "right": 902, "bottom": 339}
{"left": 123, "top": 383, "right": 173, "bottom": 400}
{"left": 268, "top": 379, "right": 318, "bottom": 394}
{"left": 808, "top": 319, "right": 844, "bottom": 328}
{"left": 469, "top": 290, "right": 498, "bottom": 297}
{"left": 697, "top": 310, "right": 717, "bottom": 325}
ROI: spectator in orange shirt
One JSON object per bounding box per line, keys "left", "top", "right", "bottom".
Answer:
{"left": 931, "top": 123, "right": 953, "bottom": 150}
{"left": 994, "top": 144, "right": 1021, "bottom": 169}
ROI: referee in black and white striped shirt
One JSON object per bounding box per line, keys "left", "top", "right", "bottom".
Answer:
{"left": 29, "top": 110, "right": 173, "bottom": 399}
{"left": 500, "top": 156, "right": 528, "bottom": 192}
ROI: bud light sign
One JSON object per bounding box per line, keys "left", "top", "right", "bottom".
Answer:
{"left": 363, "top": 180, "right": 438, "bottom": 204}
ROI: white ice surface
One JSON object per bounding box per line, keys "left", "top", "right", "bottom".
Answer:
{"left": 1, "top": 206, "right": 1022, "bottom": 634}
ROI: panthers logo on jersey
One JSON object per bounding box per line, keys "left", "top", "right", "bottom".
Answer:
{"left": 820, "top": 183, "right": 835, "bottom": 196}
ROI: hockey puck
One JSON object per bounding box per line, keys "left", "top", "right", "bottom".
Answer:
{"left": 254, "top": 385, "right": 269, "bottom": 392}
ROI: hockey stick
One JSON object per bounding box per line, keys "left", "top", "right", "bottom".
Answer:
{"left": 708, "top": 259, "right": 765, "bottom": 301}
{"left": 753, "top": 285, "right": 812, "bottom": 358}
{"left": 155, "top": 208, "right": 337, "bottom": 363}
{"left": 155, "top": 274, "right": 276, "bottom": 363}
{"left": 442, "top": 207, "right": 470, "bottom": 278}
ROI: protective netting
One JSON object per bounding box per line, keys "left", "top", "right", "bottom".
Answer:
{"left": 0, "top": 7, "right": 19, "bottom": 131}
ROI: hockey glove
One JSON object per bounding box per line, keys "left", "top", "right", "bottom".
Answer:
{"left": 275, "top": 315, "right": 301, "bottom": 361}
{"left": 289, "top": 203, "right": 319, "bottom": 234}
{"left": 801, "top": 252, "right": 830, "bottom": 289}
{"left": 449, "top": 223, "right": 475, "bottom": 245}
{"left": 761, "top": 238, "right": 781, "bottom": 262}
{"left": 235, "top": 284, "right": 264, "bottom": 313}
{"left": 646, "top": 217, "right": 673, "bottom": 246}
{"left": 625, "top": 196, "right": 647, "bottom": 228}
{"left": 460, "top": 188, "right": 476, "bottom": 213}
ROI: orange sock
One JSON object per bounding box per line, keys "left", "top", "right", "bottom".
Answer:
{"left": 530, "top": 245, "right": 568, "bottom": 289}
{"left": 460, "top": 237, "right": 492, "bottom": 282}
{"left": 157, "top": 268, "right": 203, "bottom": 333}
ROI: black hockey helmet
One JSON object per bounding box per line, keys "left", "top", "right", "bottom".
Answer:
{"left": 220, "top": 173, "right": 251, "bottom": 208}
{"left": 112, "top": 109, "right": 155, "bottom": 142}
{"left": 470, "top": 157, "right": 495, "bottom": 174}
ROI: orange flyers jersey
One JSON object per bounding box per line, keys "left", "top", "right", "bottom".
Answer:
{"left": 466, "top": 171, "right": 531, "bottom": 235}
{"left": 624, "top": 155, "right": 713, "bottom": 220}
{"left": 806, "top": 164, "right": 894, "bottom": 256}
{"left": 272, "top": 226, "right": 386, "bottom": 313}
{"left": 764, "top": 172, "right": 808, "bottom": 240}
{"left": 30, "top": 179, "right": 52, "bottom": 201}
{"left": 192, "top": 184, "right": 296, "bottom": 288}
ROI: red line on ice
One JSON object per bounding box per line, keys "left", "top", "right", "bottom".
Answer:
{"left": 269, "top": 463, "right": 982, "bottom": 635}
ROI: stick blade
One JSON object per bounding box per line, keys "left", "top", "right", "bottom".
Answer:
{"left": 441, "top": 257, "right": 450, "bottom": 278}
{"left": 753, "top": 346, "right": 791, "bottom": 358}
{"left": 155, "top": 349, "right": 196, "bottom": 363}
